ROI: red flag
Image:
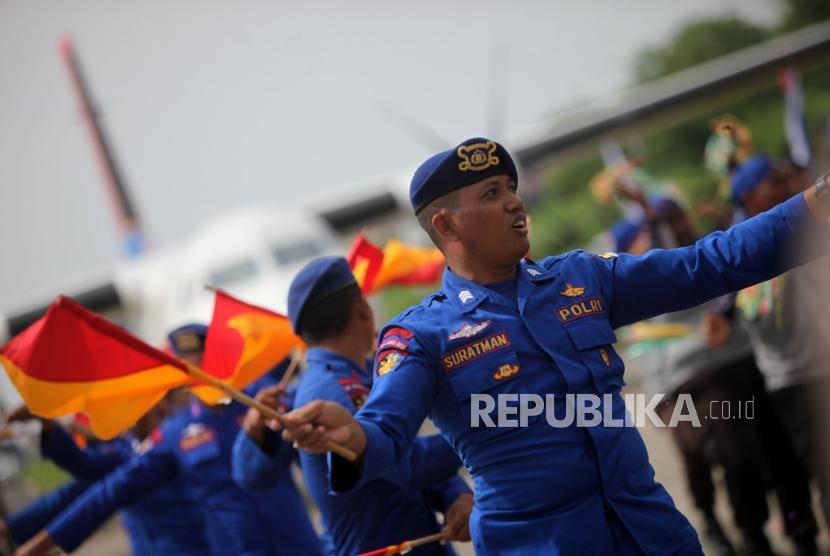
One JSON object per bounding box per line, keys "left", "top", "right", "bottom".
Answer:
{"left": 194, "top": 290, "right": 303, "bottom": 404}
{"left": 347, "top": 235, "right": 385, "bottom": 294}
{"left": 0, "top": 296, "right": 192, "bottom": 439}
{"left": 347, "top": 236, "right": 444, "bottom": 295}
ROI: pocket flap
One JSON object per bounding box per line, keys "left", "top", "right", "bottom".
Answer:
{"left": 562, "top": 320, "right": 617, "bottom": 350}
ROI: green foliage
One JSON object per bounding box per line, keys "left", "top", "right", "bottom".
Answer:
{"left": 635, "top": 17, "right": 769, "bottom": 84}
{"left": 779, "top": 0, "right": 830, "bottom": 32}
{"left": 529, "top": 8, "right": 830, "bottom": 259}
{"left": 24, "top": 459, "right": 70, "bottom": 492}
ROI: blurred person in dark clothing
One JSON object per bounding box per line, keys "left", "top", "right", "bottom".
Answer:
{"left": 615, "top": 185, "right": 818, "bottom": 556}
{"left": 711, "top": 156, "right": 830, "bottom": 527}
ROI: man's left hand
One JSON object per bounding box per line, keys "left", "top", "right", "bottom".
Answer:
{"left": 441, "top": 492, "right": 473, "bottom": 543}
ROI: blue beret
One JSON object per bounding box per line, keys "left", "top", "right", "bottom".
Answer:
{"left": 409, "top": 137, "right": 518, "bottom": 213}
{"left": 648, "top": 195, "right": 681, "bottom": 218}
{"left": 167, "top": 323, "right": 208, "bottom": 356}
{"left": 287, "top": 256, "right": 357, "bottom": 334}
{"left": 610, "top": 218, "right": 645, "bottom": 253}
{"left": 731, "top": 155, "right": 771, "bottom": 206}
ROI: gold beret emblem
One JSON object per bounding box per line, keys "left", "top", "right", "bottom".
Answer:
{"left": 457, "top": 141, "right": 499, "bottom": 172}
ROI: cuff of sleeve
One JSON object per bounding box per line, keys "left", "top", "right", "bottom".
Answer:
{"left": 46, "top": 520, "right": 81, "bottom": 554}
{"left": 440, "top": 477, "right": 472, "bottom": 510}
{"left": 328, "top": 418, "right": 396, "bottom": 494}
{"left": 780, "top": 192, "right": 809, "bottom": 228}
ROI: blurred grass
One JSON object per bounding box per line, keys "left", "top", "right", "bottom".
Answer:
{"left": 24, "top": 459, "right": 70, "bottom": 492}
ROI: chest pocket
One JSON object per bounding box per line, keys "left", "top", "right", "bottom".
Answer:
{"left": 444, "top": 336, "right": 539, "bottom": 442}
{"left": 178, "top": 427, "right": 222, "bottom": 468}
{"left": 562, "top": 320, "right": 625, "bottom": 393}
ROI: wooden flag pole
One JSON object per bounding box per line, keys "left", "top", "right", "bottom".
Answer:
{"left": 405, "top": 532, "right": 444, "bottom": 549}
{"left": 277, "top": 348, "right": 303, "bottom": 390}
{"left": 183, "top": 362, "right": 357, "bottom": 462}
{"left": 357, "top": 532, "right": 444, "bottom": 555}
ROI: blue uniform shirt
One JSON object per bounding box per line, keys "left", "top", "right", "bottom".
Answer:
{"left": 332, "top": 194, "right": 814, "bottom": 555}
{"left": 233, "top": 347, "right": 470, "bottom": 556}
{"left": 5, "top": 480, "right": 91, "bottom": 547}
{"left": 39, "top": 425, "right": 207, "bottom": 555}
{"left": 45, "top": 399, "right": 321, "bottom": 556}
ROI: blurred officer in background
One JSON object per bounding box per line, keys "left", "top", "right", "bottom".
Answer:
{"left": 16, "top": 324, "right": 321, "bottom": 556}
{"left": 233, "top": 257, "right": 473, "bottom": 555}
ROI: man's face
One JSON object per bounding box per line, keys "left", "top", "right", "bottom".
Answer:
{"left": 444, "top": 174, "right": 529, "bottom": 267}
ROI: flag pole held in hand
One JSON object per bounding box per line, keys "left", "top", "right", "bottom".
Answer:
{"left": 183, "top": 362, "right": 357, "bottom": 462}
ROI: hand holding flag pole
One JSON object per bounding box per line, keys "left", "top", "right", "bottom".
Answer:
{"left": 0, "top": 295, "right": 357, "bottom": 461}
{"left": 182, "top": 361, "right": 356, "bottom": 461}
{"left": 357, "top": 532, "right": 444, "bottom": 556}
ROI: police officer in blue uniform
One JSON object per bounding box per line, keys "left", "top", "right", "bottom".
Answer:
{"left": 3, "top": 369, "right": 205, "bottom": 555}
{"left": 282, "top": 138, "right": 830, "bottom": 555}
{"left": 232, "top": 257, "right": 473, "bottom": 555}
{"left": 16, "top": 324, "right": 322, "bottom": 556}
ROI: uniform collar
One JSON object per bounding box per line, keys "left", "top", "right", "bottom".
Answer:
{"left": 306, "top": 347, "right": 370, "bottom": 378}
{"left": 442, "top": 260, "right": 558, "bottom": 313}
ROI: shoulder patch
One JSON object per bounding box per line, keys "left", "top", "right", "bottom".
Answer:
{"left": 376, "top": 350, "right": 406, "bottom": 376}
{"left": 337, "top": 374, "right": 370, "bottom": 409}
{"left": 383, "top": 327, "right": 414, "bottom": 340}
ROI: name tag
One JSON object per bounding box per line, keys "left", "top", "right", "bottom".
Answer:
{"left": 443, "top": 332, "right": 511, "bottom": 371}
{"left": 556, "top": 298, "right": 605, "bottom": 323}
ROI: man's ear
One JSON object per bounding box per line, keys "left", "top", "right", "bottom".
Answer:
{"left": 432, "top": 209, "right": 460, "bottom": 242}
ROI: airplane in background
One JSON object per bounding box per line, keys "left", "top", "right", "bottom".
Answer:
{"left": 1, "top": 21, "right": 828, "bottom": 348}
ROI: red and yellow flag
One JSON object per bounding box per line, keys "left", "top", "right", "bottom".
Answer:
{"left": 0, "top": 296, "right": 193, "bottom": 440}
{"left": 194, "top": 290, "right": 303, "bottom": 404}
{"left": 347, "top": 235, "right": 445, "bottom": 295}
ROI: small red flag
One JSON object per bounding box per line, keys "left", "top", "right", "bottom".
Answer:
{"left": 194, "top": 290, "right": 303, "bottom": 404}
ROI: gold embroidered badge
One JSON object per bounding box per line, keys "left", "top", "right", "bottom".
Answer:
{"left": 560, "top": 283, "right": 586, "bottom": 297}
{"left": 493, "top": 363, "right": 520, "bottom": 380}
{"left": 457, "top": 141, "right": 499, "bottom": 172}
{"left": 600, "top": 348, "right": 611, "bottom": 367}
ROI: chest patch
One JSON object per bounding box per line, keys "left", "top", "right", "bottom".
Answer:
{"left": 443, "top": 331, "right": 511, "bottom": 371}
{"left": 493, "top": 363, "right": 520, "bottom": 380}
{"left": 448, "top": 320, "right": 492, "bottom": 341}
{"left": 179, "top": 424, "right": 216, "bottom": 452}
{"left": 556, "top": 298, "right": 605, "bottom": 323}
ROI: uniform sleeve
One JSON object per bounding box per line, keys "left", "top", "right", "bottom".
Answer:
{"left": 5, "top": 481, "right": 90, "bottom": 546}
{"left": 596, "top": 194, "right": 817, "bottom": 328}
{"left": 231, "top": 428, "right": 293, "bottom": 492}
{"left": 233, "top": 376, "right": 348, "bottom": 492}
{"left": 330, "top": 328, "right": 439, "bottom": 492}
{"left": 45, "top": 446, "right": 178, "bottom": 553}
{"left": 399, "top": 434, "right": 461, "bottom": 490}
{"left": 423, "top": 475, "right": 472, "bottom": 514}
{"left": 40, "top": 427, "right": 125, "bottom": 481}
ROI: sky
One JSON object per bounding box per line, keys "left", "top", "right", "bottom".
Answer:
{"left": 0, "top": 0, "right": 781, "bottom": 310}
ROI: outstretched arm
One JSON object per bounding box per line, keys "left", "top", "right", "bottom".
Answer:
{"left": 596, "top": 193, "right": 827, "bottom": 328}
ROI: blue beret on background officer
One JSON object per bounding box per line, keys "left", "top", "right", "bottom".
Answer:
{"left": 233, "top": 256, "right": 473, "bottom": 556}
{"left": 283, "top": 135, "right": 829, "bottom": 555}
